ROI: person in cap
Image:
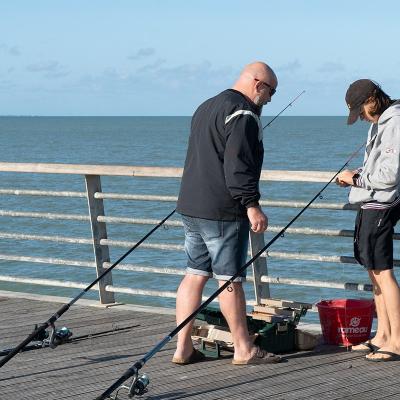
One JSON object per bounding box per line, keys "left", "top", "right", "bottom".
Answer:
{"left": 173, "top": 62, "right": 281, "bottom": 365}
{"left": 337, "top": 79, "right": 400, "bottom": 361}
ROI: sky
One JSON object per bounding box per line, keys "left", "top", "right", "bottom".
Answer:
{"left": 1, "top": 1, "right": 399, "bottom": 116}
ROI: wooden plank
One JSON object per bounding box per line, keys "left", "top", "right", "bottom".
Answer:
{"left": 253, "top": 304, "right": 297, "bottom": 317}
{"left": 260, "top": 297, "right": 313, "bottom": 309}
{"left": 249, "top": 311, "right": 287, "bottom": 322}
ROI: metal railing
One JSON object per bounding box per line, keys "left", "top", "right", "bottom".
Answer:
{"left": 1, "top": 162, "right": 396, "bottom": 309}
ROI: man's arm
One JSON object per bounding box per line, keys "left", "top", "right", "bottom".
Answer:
{"left": 224, "top": 114, "right": 268, "bottom": 232}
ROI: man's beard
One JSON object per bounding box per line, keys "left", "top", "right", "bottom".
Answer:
{"left": 254, "top": 95, "right": 265, "bottom": 108}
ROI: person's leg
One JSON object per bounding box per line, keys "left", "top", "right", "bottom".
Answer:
{"left": 367, "top": 269, "right": 400, "bottom": 359}
{"left": 368, "top": 270, "right": 390, "bottom": 347}
{"left": 173, "top": 215, "right": 212, "bottom": 361}
{"left": 218, "top": 280, "right": 254, "bottom": 360}
{"left": 352, "top": 270, "right": 389, "bottom": 351}
{"left": 173, "top": 274, "right": 209, "bottom": 360}
{"left": 353, "top": 207, "right": 394, "bottom": 353}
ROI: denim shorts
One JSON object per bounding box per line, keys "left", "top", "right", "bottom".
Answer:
{"left": 181, "top": 215, "right": 250, "bottom": 282}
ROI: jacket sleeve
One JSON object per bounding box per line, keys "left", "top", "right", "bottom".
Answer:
{"left": 357, "top": 120, "right": 400, "bottom": 190}
{"left": 223, "top": 114, "right": 262, "bottom": 207}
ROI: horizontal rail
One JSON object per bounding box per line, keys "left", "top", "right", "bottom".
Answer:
{"left": 0, "top": 209, "right": 89, "bottom": 221}
{"left": 0, "top": 275, "right": 94, "bottom": 290}
{"left": 261, "top": 200, "right": 358, "bottom": 210}
{"left": 0, "top": 212, "right": 364, "bottom": 237}
{"left": 0, "top": 275, "right": 222, "bottom": 304}
{"left": 0, "top": 254, "right": 95, "bottom": 267}
{"left": 0, "top": 162, "right": 339, "bottom": 182}
{"left": 0, "top": 193, "right": 361, "bottom": 215}
{"left": 0, "top": 189, "right": 86, "bottom": 197}
{"left": 0, "top": 274, "right": 373, "bottom": 295}
{"left": 0, "top": 163, "right": 184, "bottom": 177}
{"left": 95, "top": 193, "right": 178, "bottom": 202}
{"left": 0, "top": 189, "right": 359, "bottom": 211}
{"left": 98, "top": 216, "right": 182, "bottom": 226}
{"left": 1, "top": 232, "right": 399, "bottom": 265}
{"left": 0, "top": 253, "right": 378, "bottom": 292}
{"left": 0, "top": 232, "right": 92, "bottom": 245}
{"left": 260, "top": 276, "right": 373, "bottom": 292}
{"left": 0, "top": 253, "right": 186, "bottom": 275}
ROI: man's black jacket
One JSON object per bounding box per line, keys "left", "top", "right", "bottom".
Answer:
{"left": 177, "top": 89, "right": 264, "bottom": 221}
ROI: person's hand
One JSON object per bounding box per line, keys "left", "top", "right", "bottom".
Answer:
{"left": 336, "top": 170, "right": 355, "bottom": 187}
{"left": 247, "top": 206, "right": 268, "bottom": 233}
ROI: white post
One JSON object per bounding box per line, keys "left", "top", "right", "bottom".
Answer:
{"left": 249, "top": 230, "right": 270, "bottom": 304}
{"left": 85, "top": 175, "right": 115, "bottom": 304}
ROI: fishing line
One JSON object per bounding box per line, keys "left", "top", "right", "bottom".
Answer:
{"left": 95, "top": 141, "right": 366, "bottom": 399}
{"left": 263, "top": 90, "right": 305, "bottom": 129}
{"left": 0, "top": 209, "right": 176, "bottom": 368}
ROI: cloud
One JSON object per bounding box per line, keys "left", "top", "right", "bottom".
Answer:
{"left": 26, "top": 61, "right": 69, "bottom": 79}
{"left": 318, "top": 62, "right": 345, "bottom": 73}
{"left": 75, "top": 60, "right": 234, "bottom": 94}
{"left": 0, "top": 80, "right": 15, "bottom": 90}
{"left": 0, "top": 43, "right": 20, "bottom": 56}
{"left": 136, "top": 58, "right": 166, "bottom": 73}
{"left": 128, "top": 47, "right": 156, "bottom": 61}
{"left": 276, "top": 60, "right": 301, "bottom": 73}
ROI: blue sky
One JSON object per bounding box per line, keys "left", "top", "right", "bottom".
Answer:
{"left": 1, "top": 1, "right": 399, "bottom": 116}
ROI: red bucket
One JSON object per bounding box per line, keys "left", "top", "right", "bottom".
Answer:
{"left": 316, "top": 299, "right": 374, "bottom": 346}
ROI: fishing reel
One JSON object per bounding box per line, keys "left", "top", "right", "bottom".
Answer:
{"left": 45, "top": 323, "right": 73, "bottom": 349}
{"left": 32, "top": 324, "right": 49, "bottom": 342}
{"left": 113, "top": 371, "right": 150, "bottom": 399}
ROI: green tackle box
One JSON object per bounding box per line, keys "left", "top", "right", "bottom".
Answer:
{"left": 196, "top": 306, "right": 296, "bottom": 353}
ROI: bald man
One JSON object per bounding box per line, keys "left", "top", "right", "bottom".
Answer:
{"left": 173, "top": 62, "right": 280, "bottom": 365}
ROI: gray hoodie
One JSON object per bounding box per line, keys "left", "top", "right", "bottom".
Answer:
{"left": 349, "top": 102, "right": 400, "bottom": 204}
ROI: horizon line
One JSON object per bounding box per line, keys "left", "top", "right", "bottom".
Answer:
{"left": 0, "top": 115, "right": 348, "bottom": 118}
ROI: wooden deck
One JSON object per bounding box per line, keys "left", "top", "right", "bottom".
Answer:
{"left": 0, "top": 293, "right": 399, "bottom": 400}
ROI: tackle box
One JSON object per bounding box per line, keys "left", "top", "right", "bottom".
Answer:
{"left": 196, "top": 306, "right": 297, "bottom": 353}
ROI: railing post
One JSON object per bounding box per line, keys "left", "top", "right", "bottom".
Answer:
{"left": 85, "top": 175, "right": 115, "bottom": 304}
{"left": 249, "top": 230, "right": 270, "bottom": 304}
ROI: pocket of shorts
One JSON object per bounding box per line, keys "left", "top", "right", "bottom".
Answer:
{"left": 181, "top": 215, "right": 197, "bottom": 235}
{"left": 198, "top": 219, "right": 223, "bottom": 240}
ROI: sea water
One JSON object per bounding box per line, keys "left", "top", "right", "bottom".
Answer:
{"left": 0, "top": 116, "right": 395, "bottom": 323}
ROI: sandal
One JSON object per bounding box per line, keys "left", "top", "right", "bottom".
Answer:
{"left": 172, "top": 348, "right": 205, "bottom": 365}
{"left": 232, "top": 347, "right": 281, "bottom": 365}
{"left": 351, "top": 340, "right": 379, "bottom": 353}
{"left": 366, "top": 350, "right": 400, "bottom": 362}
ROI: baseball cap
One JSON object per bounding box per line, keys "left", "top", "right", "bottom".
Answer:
{"left": 345, "top": 79, "right": 379, "bottom": 125}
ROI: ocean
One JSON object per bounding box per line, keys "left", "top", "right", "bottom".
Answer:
{"left": 0, "top": 116, "right": 394, "bottom": 323}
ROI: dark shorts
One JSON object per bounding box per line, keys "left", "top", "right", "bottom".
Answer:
{"left": 181, "top": 215, "right": 250, "bottom": 282}
{"left": 354, "top": 204, "right": 400, "bottom": 270}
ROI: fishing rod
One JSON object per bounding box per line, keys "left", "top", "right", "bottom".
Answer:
{"left": 96, "top": 139, "right": 365, "bottom": 400}
{"left": 0, "top": 209, "right": 176, "bottom": 369}
{"left": 263, "top": 90, "right": 305, "bottom": 129}
{"left": 0, "top": 90, "right": 304, "bottom": 371}
{"left": 0, "top": 324, "right": 141, "bottom": 357}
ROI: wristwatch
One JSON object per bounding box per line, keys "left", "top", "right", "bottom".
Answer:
{"left": 352, "top": 173, "right": 360, "bottom": 186}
